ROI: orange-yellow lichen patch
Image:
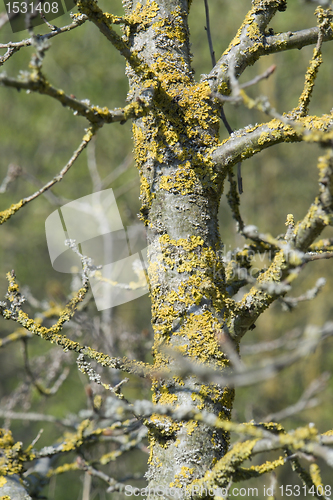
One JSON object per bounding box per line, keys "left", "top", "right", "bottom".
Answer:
{"left": 127, "top": 0, "right": 160, "bottom": 29}
{"left": 0, "top": 200, "right": 24, "bottom": 225}
{"left": 160, "top": 163, "right": 199, "bottom": 195}
{"left": 158, "top": 387, "right": 178, "bottom": 405}
{"left": 184, "top": 421, "right": 198, "bottom": 436}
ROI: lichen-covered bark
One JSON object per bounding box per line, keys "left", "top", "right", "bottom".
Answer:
{"left": 123, "top": 0, "right": 234, "bottom": 495}
{"left": 1, "top": 0, "right": 333, "bottom": 495}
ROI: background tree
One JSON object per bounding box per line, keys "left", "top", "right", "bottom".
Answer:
{"left": 0, "top": 0, "right": 333, "bottom": 499}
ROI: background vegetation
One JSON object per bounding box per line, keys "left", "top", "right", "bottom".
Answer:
{"left": 0, "top": 0, "right": 333, "bottom": 498}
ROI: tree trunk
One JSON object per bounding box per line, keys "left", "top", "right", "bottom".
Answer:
{"left": 124, "top": 0, "right": 234, "bottom": 495}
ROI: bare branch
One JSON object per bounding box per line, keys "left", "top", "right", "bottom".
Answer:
{"left": 0, "top": 14, "right": 88, "bottom": 65}
{"left": 76, "top": 457, "right": 127, "bottom": 493}
{"left": 207, "top": 2, "right": 333, "bottom": 94}
{"left": 0, "top": 410, "right": 76, "bottom": 428}
{"left": 0, "top": 10, "right": 11, "bottom": 29}
{"left": 75, "top": 0, "right": 135, "bottom": 63}
{"left": 23, "top": 340, "right": 70, "bottom": 396}
{"left": 242, "top": 327, "right": 303, "bottom": 355}
{"left": 0, "top": 163, "right": 22, "bottom": 193}
{"left": 211, "top": 64, "right": 276, "bottom": 103}
{"left": 204, "top": 0, "right": 241, "bottom": 193}
{"left": 280, "top": 277, "right": 326, "bottom": 310}
{"left": 242, "top": 64, "right": 277, "bottom": 88}
{"left": 263, "top": 372, "right": 330, "bottom": 422}
{"left": 0, "top": 272, "right": 153, "bottom": 378}
{"left": 152, "top": 323, "right": 333, "bottom": 389}
{"left": 0, "top": 126, "right": 97, "bottom": 226}
{"left": 211, "top": 113, "right": 333, "bottom": 173}
{"left": 203, "top": 0, "right": 216, "bottom": 67}
{"left": 0, "top": 328, "right": 34, "bottom": 347}
{"left": 0, "top": 73, "right": 152, "bottom": 125}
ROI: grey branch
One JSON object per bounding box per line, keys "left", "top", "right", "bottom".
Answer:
{"left": 0, "top": 128, "right": 96, "bottom": 226}
{"left": 241, "top": 327, "right": 303, "bottom": 355}
{"left": 0, "top": 14, "right": 88, "bottom": 65}
{"left": 207, "top": 1, "right": 333, "bottom": 94}
{"left": 0, "top": 409, "right": 75, "bottom": 427}
{"left": 152, "top": 322, "right": 333, "bottom": 389}
{"left": 0, "top": 74, "right": 151, "bottom": 125}
{"left": 76, "top": 0, "right": 134, "bottom": 62}
{"left": 76, "top": 457, "right": 127, "bottom": 494}
{"left": 263, "top": 372, "right": 330, "bottom": 422}
{"left": 0, "top": 475, "right": 32, "bottom": 500}
{"left": 280, "top": 277, "right": 326, "bottom": 310}
{"left": 211, "top": 114, "right": 333, "bottom": 171}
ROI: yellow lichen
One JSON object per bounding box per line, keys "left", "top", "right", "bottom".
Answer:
{"left": 170, "top": 466, "right": 195, "bottom": 488}
{"left": 309, "top": 463, "right": 323, "bottom": 489}
{"left": 285, "top": 213, "right": 295, "bottom": 227}
{"left": 158, "top": 387, "right": 178, "bottom": 405}
{"left": 0, "top": 200, "right": 24, "bottom": 225}
{"left": 184, "top": 421, "right": 198, "bottom": 436}
{"left": 127, "top": 0, "right": 160, "bottom": 29}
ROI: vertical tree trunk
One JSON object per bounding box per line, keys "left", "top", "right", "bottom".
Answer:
{"left": 124, "top": 0, "right": 234, "bottom": 495}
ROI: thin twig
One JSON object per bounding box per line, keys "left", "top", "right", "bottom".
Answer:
{"left": 0, "top": 410, "right": 76, "bottom": 428}
{"left": 203, "top": 0, "right": 242, "bottom": 192}
{"left": 0, "top": 73, "right": 152, "bottom": 125}
{"left": 280, "top": 277, "right": 326, "bottom": 310}
{"left": 0, "top": 164, "right": 22, "bottom": 193}
{"left": 101, "top": 153, "right": 133, "bottom": 189}
{"left": 204, "top": 0, "right": 216, "bottom": 66}
{"left": 23, "top": 339, "right": 70, "bottom": 397}
{"left": 241, "top": 64, "right": 276, "bottom": 89}
{"left": 0, "top": 15, "right": 88, "bottom": 49}
{"left": 0, "top": 14, "right": 88, "bottom": 65}
{"left": 0, "top": 126, "right": 97, "bottom": 225}
{"left": 241, "top": 328, "right": 303, "bottom": 355}
{"left": 39, "top": 11, "right": 58, "bottom": 31}
{"left": 264, "top": 372, "right": 330, "bottom": 422}
{"left": 76, "top": 457, "right": 127, "bottom": 493}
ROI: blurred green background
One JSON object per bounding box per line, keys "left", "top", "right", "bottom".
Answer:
{"left": 1, "top": 0, "right": 333, "bottom": 498}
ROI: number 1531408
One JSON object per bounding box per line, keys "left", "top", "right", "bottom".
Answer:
{"left": 279, "top": 485, "right": 331, "bottom": 497}
{"left": 5, "top": 1, "right": 59, "bottom": 14}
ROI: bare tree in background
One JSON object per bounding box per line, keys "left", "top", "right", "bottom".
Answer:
{"left": 1, "top": 0, "right": 333, "bottom": 498}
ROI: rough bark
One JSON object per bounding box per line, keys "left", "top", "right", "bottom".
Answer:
{"left": 118, "top": 0, "right": 333, "bottom": 496}
{"left": 1, "top": 0, "right": 333, "bottom": 496}
{"left": 122, "top": 0, "right": 235, "bottom": 496}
